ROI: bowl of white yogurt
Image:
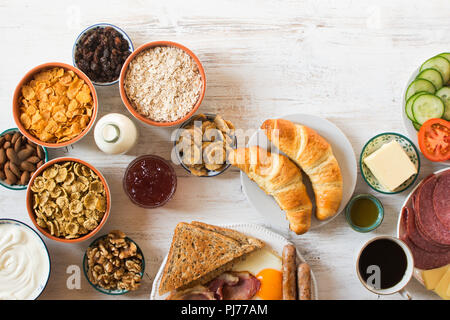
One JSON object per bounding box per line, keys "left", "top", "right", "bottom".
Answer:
{"left": 0, "top": 219, "right": 51, "bottom": 300}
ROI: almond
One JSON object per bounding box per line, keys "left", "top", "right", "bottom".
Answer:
{"left": 3, "top": 141, "right": 11, "bottom": 149}
{"left": 0, "top": 170, "right": 5, "bottom": 180}
{"left": 36, "top": 160, "right": 44, "bottom": 169}
{"left": 20, "top": 171, "right": 30, "bottom": 185}
{"left": 36, "top": 146, "right": 45, "bottom": 159}
{"left": 20, "top": 161, "right": 35, "bottom": 172}
{"left": 17, "top": 148, "right": 33, "bottom": 161}
{"left": 14, "top": 137, "right": 22, "bottom": 153}
{"left": 0, "top": 149, "right": 5, "bottom": 165}
{"left": 11, "top": 132, "right": 20, "bottom": 144}
{"left": 26, "top": 156, "right": 41, "bottom": 164}
{"left": 4, "top": 165, "right": 17, "bottom": 184}
{"left": 9, "top": 162, "right": 21, "bottom": 178}
{"left": 6, "top": 148, "right": 19, "bottom": 164}
{"left": 4, "top": 133, "right": 11, "bottom": 141}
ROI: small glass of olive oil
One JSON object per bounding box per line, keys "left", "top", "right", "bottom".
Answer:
{"left": 345, "top": 194, "right": 384, "bottom": 232}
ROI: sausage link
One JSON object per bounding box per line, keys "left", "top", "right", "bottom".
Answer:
{"left": 297, "top": 263, "right": 311, "bottom": 300}
{"left": 282, "top": 244, "right": 297, "bottom": 300}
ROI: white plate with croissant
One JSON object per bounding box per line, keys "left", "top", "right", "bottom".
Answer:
{"left": 229, "top": 114, "right": 357, "bottom": 235}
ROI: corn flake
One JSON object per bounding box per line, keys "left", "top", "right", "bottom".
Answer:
{"left": 31, "top": 161, "right": 106, "bottom": 240}
{"left": 18, "top": 67, "right": 93, "bottom": 143}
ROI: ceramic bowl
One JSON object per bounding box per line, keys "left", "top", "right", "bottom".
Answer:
{"left": 119, "top": 41, "right": 206, "bottom": 127}
{"left": 83, "top": 233, "right": 145, "bottom": 295}
{"left": 0, "top": 128, "right": 49, "bottom": 191}
{"left": 0, "top": 218, "right": 51, "bottom": 299}
{"left": 12, "top": 62, "right": 98, "bottom": 148}
{"left": 73, "top": 23, "right": 134, "bottom": 86}
{"left": 345, "top": 194, "right": 384, "bottom": 233}
{"left": 174, "top": 113, "right": 236, "bottom": 177}
{"left": 360, "top": 132, "right": 420, "bottom": 194}
{"left": 26, "top": 157, "right": 111, "bottom": 243}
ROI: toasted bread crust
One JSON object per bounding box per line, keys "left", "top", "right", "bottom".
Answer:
{"left": 158, "top": 222, "right": 262, "bottom": 295}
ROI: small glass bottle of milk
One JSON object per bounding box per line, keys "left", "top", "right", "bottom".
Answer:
{"left": 94, "top": 113, "right": 138, "bottom": 155}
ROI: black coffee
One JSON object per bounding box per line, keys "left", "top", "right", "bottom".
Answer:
{"left": 358, "top": 239, "right": 407, "bottom": 290}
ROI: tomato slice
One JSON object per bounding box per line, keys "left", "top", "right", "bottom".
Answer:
{"left": 418, "top": 118, "right": 450, "bottom": 162}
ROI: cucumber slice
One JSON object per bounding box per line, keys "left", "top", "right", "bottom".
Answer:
{"left": 405, "top": 92, "right": 428, "bottom": 121}
{"left": 435, "top": 86, "right": 450, "bottom": 120}
{"left": 405, "top": 79, "right": 436, "bottom": 100}
{"left": 412, "top": 94, "right": 445, "bottom": 124}
{"left": 416, "top": 68, "right": 443, "bottom": 90}
{"left": 412, "top": 121, "right": 422, "bottom": 131}
{"left": 438, "top": 53, "right": 450, "bottom": 64}
{"left": 420, "top": 56, "right": 450, "bottom": 83}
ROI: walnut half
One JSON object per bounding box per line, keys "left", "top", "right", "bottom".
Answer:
{"left": 86, "top": 230, "right": 143, "bottom": 291}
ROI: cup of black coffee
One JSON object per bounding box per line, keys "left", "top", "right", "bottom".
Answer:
{"left": 356, "top": 236, "right": 414, "bottom": 299}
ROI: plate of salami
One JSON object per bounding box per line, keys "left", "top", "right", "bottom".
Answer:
{"left": 397, "top": 167, "right": 450, "bottom": 286}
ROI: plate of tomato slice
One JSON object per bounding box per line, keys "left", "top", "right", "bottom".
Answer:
{"left": 402, "top": 62, "right": 450, "bottom": 165}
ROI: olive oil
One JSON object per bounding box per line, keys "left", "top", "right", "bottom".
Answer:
{"left": 350, "top": 198, "right": 379, "bottom": 228}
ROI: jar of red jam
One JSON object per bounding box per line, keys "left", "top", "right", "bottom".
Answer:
{"left": 123, "top": 155, "right": 177, "bottom": 208}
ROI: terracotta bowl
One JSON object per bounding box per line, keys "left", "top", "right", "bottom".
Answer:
{"left": 119, "top": 41, "right": 206, "bottom": 127}
{"left": 26, "top": 157, "right": 111, "bottom": 243}
{"left": 12, "top": 62, "right": 98, "bottom": 148}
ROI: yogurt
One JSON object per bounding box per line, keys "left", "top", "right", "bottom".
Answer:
{"left": 0, "top": 222, "right": 50, "bottom": 300}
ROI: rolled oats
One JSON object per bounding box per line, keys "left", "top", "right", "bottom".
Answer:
{"left": 124, "top": 46, "right": 203, "bottom": 122}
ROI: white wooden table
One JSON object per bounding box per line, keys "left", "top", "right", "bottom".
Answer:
{"left": 0, "top": 0, "right": 448, "bottom": 300}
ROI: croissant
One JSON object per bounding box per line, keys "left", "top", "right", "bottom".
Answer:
{"left": 261, "top": 119, "right": 343, "bottom": 220}
{"left": 228, "top": 146, "right": 312, "bottom": 234}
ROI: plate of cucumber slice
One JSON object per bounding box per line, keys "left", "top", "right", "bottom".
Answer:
{"left": 402, "top": 53, "right": 450, "bottom": 165}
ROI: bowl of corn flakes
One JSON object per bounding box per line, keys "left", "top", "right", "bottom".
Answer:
{"left": 12, "top": 62, "right": 98, "bottom": 148}
{"left": 26, "top": 157, "right": 111, "bottom": 243}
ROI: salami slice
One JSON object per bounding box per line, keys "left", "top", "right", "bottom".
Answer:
{"left": 403, "top": 207, "right": 448, "bottom": 253}
{"left": 416, "top": 176, "right": 450, "bottom": 246}
{"left": 433, "top": 170, "right": 450, "bottom": 230}
{"left": 400, "top": 234, "right": 450, "bottom": 270}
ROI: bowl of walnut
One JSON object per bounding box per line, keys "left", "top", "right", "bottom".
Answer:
{"left": 83, "top": 230, "right": 145, "bottom": 295}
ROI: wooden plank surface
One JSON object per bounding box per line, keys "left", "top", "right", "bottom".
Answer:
{"left": 0, "top": 0, "right": 448, "bottom": 300}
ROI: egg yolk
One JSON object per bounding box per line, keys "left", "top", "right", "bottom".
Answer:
{"left": 256, "top": 268, "right": 283, "bottom": 300}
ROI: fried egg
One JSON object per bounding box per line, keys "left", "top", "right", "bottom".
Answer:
{"left": 232, "top": 248, "right": 283, "bottom": 300}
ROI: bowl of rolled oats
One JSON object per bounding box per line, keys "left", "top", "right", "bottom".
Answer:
{"left": 83, "top": 230, "right": 145, "bottom": 295}
{"left": 26, "top": 157, "right": 111, "bottom": 243}
{"left": 119, "top": 41, "right": 206, "bottom": 127}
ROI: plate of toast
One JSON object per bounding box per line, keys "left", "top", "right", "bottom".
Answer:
{"left": 150, "top": 222, "right": 318, "bottom": 300}
{"left": 230, "top": 114, "right": 357, "bottom": 235}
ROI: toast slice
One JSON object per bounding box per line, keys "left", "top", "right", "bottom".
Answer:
{"left": 191, "top": 221, "right": 265, "bottom": 251}
{"left": 159, "top": 222, "right": 254, "bottom": 295}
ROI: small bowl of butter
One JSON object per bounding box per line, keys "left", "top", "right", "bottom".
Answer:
{"left": 360, "top": 132, "right": 420, "bottom": 194}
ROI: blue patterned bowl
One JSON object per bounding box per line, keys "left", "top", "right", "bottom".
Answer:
{"left": 360, "top": 132, "right": 420, "bottom": 194}
{"left": 83, "top": 234, "right": 145, "bottom": 295}
{"left": 0, "top": 128, "right": 49, "bottom": 191}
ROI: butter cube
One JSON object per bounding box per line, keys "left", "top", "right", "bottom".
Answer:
{"left": 364, "top": 141, "right": 417, "bottom": 191}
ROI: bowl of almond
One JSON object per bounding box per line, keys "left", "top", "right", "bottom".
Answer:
{"left": 0, "top": 128, "right": 48, "bottom": 190}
